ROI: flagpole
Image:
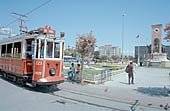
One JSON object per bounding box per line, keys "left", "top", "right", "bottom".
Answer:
{"left": 138, "top": 45, "right": 140, "bottom": 65}
{"left": 136, "top": 34, "right": 140, "bottom": 65}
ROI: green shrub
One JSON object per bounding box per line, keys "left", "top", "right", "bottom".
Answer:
{"left": 102, "top": 65, "right": 124, "bottom": 70}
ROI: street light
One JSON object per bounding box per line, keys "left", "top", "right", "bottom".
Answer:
{"left": 121, "top": 13, "right": 126, "bottom": 63}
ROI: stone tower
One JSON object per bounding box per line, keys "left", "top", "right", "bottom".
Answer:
{"left": 148, "top": 24, "right": 170, "bottom": 67}
{"left": 151, "top": 24, "right": 162, "bottom": 54}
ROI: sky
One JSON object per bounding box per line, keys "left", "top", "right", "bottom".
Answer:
{"left": 0, "top": 0, "right": 170, "bottom": 56}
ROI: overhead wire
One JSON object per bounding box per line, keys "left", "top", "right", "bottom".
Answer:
{"left": 5, "top": 0, "right": 53, "bottom": 27}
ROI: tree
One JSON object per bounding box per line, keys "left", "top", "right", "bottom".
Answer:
{"left": 128, "top": 55, "right": 134, "bottom": 61}
{"left": 111, "top": 55, "right": 119, "bottom": 60}
{"left": 64, "top": 46, "right": 76, "bottom": 57}
{"left": 76, "top": 31, "right": 96, "bottom": 83}
{"left": 100, "top": 56, "right": 108, "bottom": 62}
{"left": 164, "top": 23, "right": 170, "bottom": 41}
{"left": 93, "top": 51, "right": 100, "bottom": 60}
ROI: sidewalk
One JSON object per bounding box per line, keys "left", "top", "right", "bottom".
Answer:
{"left": 105, "top": 67, "right": 170, "bottom": 88}
{"left": 59, "top": 67, "right": 170, "bottom": 109}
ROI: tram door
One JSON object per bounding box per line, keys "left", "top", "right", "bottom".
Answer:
{"left": 32, "top": 39, "right": 44, "bottom": 81}
{"left": 24, "top": 39, "right": 35, "bottom": 74}
{"left": 26, "top": 39, "right": 35, "bottom": 59}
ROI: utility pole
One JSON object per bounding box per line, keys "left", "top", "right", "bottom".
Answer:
{"left": 11, "top": 12, "right": 28, "bottom": 33}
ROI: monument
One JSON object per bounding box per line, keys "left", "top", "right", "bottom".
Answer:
{"left": 149, "top": 24, "right": 170, "bottom": 67}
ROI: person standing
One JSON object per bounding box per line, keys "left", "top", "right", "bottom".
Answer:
{"left": 128, "top": 62, "right": 134, "bottom": 85}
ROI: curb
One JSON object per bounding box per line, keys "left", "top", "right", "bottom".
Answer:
{"left": 83, "top": 80, "right": 98, "bottom": 84}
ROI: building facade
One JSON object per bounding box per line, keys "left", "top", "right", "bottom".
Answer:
{"left": 164, "top": 45, "right": 170, "bottom": 57}
{"left": 99, "top": 45, "right": 121, "bottom": 57}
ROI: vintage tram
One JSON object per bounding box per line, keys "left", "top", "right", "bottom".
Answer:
{"left": 0, "top": 25, "right": 65, "bottom": 87}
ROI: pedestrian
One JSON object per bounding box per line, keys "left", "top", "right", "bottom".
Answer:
{"left": 67, "top": 63, "right": 75, "bottom": 80}
{"left": 73, "top": 64, "right": 81, "bottom": 81}
{"left": 127, "top": 61, "right": 134, "bottom": 85}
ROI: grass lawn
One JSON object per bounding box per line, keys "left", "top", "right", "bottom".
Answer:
{"left": 63, "top": 67, "right": 101, "bottom": 80}
{"left": 142, "top": 66, "right": 170, "bottom": 69}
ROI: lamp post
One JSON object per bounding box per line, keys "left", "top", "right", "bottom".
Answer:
{"left": 121, "top": 13, "right": 126, "bottom": 63}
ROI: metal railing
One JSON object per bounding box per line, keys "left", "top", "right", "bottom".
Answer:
{"left": 93, "top": 69, "right": 125, "bottom": 84}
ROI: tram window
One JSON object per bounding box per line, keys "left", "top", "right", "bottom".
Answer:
{"left": 46, "top": 42, "right": 53, "bottom": 58}
{"left": 7, "top": 43, "right": 13, "bottom": 57}
{"left": 35, "top": 40, "right": 39, "bottom": 58}
{"left": 26, "top": 39, "right": 34, "bottom": 58}
{"left": 1, "top": 45, "right": 6, "bottom": 57}
{"left": 62, "top": 42, "right": 64, "bottom": 59}
{"left": 34, "top": 39, "right": 44, "bottom": 59}
{"left": 14, "top": 42, "right": 21, "bottom": 58}
{"left": 54, "top": 43, "right": 60, "bottom": 58}
{"left": 40, "top": 40, "right": 44, "bottom": 58}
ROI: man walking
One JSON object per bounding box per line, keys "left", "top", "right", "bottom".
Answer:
{"left": 128, "top": 62, "right": 134, "bottom": 85}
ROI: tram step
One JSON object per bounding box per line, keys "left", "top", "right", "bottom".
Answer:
{"left": 26, "top": 83, "right": 34, "bottom": 87}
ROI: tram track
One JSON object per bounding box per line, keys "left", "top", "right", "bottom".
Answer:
{"left": 52, "top": 87, "right": 161, "bottom": 111}
{"left": 48, "top": 86, "right": 162, "bottom": 111}
{"left": 50, "top": 91, "right": 128, "bottom": 111}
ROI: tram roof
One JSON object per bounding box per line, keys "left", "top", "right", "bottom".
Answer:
{"left": 0, "top": 33, "right": 64, "bottom": 45}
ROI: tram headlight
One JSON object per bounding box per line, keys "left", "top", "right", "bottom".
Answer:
{"left": 49, "top": 68, "right": 56, "bottom": 76}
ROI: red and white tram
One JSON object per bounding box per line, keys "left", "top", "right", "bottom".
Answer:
{"left": 0, "top": 25, "right": 65, "bottom": 87}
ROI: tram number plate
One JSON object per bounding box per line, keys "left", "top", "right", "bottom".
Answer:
{"left": 35, "top": 72, "right": 42, "bottom": 75}
{"left": 36, "top": 61, "right": 42, "bottom": 65}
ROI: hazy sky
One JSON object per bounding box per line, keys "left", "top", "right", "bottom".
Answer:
{"left": 0, "top": 0, "right": 170, "bottom": 56}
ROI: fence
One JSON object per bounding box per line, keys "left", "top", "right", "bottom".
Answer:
{"left": 93, "top": 69, "right": 125, "bottom": 84}
{"left": 63, "top": 64, "right": 125, "bottom": 84}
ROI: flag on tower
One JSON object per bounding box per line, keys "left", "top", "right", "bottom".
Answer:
{"left": 136, "top": 34, "right": 140, "bottom": 38}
